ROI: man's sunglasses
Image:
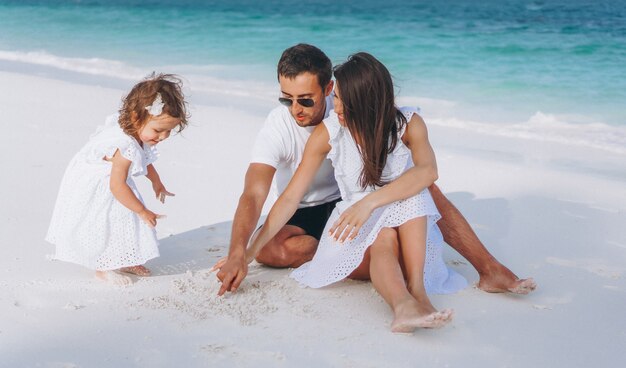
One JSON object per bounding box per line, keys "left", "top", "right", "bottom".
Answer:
{"left": 278, "top": 97, "right": 315, "bottom": 108}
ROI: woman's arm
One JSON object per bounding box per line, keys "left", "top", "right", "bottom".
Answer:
{"left": 329, "top": 113, "right": 437, "bottom": 241}
{"left": 368, "top": 113, "right": 438, "bottom": 206}
{"left": 245, "top": 123, "right": 332, "bottom": 261}
{"left": 109, "top": 150, "right": 161, "bottom": 227}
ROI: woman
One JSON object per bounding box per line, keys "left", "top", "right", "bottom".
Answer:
{"left": 245, "top": 52, "right": 466, "bottom": 332}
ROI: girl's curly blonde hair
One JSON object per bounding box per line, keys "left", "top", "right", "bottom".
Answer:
{"left": 118, "top": 73, "right": 189, "bottom": 136}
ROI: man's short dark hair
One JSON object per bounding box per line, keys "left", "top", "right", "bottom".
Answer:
{"left": 277, "top": 44, "right": 332, "bottom": 89}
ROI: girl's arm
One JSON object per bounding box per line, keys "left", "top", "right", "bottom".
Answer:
{"left": 146, "top": 163, "right": 160, "bottom": 183}
{"left": 109, "top": 150, "right": 161, "bottom": 227}
{"left": 245, "top": 123, "right": 332, "bottom": 262}
{"left": 146, "top": 163, "right": 175, "bottom": 203}
{"left": 330, "top": 113, "right": 437, "bottom": 241}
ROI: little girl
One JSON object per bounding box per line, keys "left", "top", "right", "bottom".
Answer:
{"left": 244, "top": 53, "right": 466, "bottom": 332}
{"left": 46, "top": 73, "right": 189, "bottom": 285}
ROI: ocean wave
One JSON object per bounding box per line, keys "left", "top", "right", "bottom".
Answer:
{"left": 0, "top": 50, "right": 147, "bottom": 80}
{"left": 360, "top": 96, "right": 626, "bottom": 155}
{"left": 2, "top": 49, "right": 624, "bottom": 154}
{"left": 427, "top": 111, "right": 626, "bottom": 155}
{"left": 0, "top": 49, "right": 277, "bottom": 102}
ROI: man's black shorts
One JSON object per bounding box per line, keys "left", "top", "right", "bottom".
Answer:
{"left": 286, "top": 198, "right": 341, "bottom": 240}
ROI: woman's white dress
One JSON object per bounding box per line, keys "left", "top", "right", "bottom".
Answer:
{"left": 291, "top": 107, "right": 467, "bottom": 294}
{"left": 46, "top": 114, "right": 160, "bottom": 271}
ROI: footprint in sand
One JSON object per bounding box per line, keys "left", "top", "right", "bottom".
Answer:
{"left": 546, "top": 257, "right": 623, "bottom": 279}
{"left": 607, "top": 240, "right": 626, "bottom": 249}
{"left": 199, "top": 343, "right": 286, "bottom": 362}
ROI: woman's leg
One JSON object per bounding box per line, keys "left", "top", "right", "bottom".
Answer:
{"left": 396, "top": 216, "right": 432, "bottom": 301}
{"left": 397, "top": 217, "right": 453, "bottom": 322}
{"left": 362, "top": 227, "right": 452, "bottom": 332}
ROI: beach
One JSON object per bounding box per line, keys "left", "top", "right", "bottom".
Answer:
{"left": 1, "top": 66, "right": 625, "bottom": 367}
{"left": 1, "top": 0, "right": 626, "bottom": 366}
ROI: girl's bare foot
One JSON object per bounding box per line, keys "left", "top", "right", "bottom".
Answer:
{"left": 119, "top": 265, "right": 151, "bottom": 277}
{"left": 478, "top": 265, "right": 536, "bottom": 294}
{"left": 391, "top": 299, "right": 454, "bottom": 333}
{"left": 95, "top": 270, "right": 132, "bottom": 286}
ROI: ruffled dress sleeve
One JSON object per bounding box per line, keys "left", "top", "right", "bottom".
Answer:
{"left": 323, "top": 111, "right": 343, "bottom": 163}
{"left": 82, "top": 114, "right": 157, "bottom": 177}
{"left": 397, "top": 106, "right": 421, "bottom": 137}
{"left": 323, "top": 111, "right": 360, "bottom": 201}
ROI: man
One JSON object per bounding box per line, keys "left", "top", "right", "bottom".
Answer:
{"left": 214, "top": 44, "right": 535, "bottom": 296}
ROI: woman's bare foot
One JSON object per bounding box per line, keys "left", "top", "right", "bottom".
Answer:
{"left": 478, "top": 265, "right": 536, "bottom": 294}
{"left": 95, "top": 270, "right": 132, "bottom": 286}
{"left": 391, "top": 299, "right": 454, "bottom": 333}
{"left": 119, "top": 265, "right": 151, "bottom": 277}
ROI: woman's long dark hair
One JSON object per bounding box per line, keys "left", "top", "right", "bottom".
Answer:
{"left": 333, "top": 52, "right": 407, "bottom": 188}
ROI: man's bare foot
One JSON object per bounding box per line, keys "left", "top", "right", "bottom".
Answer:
{"left": 95, "top": 271, "right": 132, "bottom": 286}
{"left": 119, "top": 265, "right": 151, "bottom": 277}
{"left": 506, "top": 278, "right": 536, "bottom": 294}
{"left": 391, "top": 300, "right": 454, "bottom": 333}
{"left": 478, "top": 265, "right": 536, "bottom": 294}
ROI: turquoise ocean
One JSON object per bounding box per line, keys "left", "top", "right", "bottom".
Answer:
{"left": 1, "top": 0, "right": 625, "bottom": 154}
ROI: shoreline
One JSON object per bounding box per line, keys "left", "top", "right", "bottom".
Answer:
{"left": 3, "top": 54, "right": 626, "bottom": 158}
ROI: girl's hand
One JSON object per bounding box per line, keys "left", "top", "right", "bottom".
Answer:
{"left": 152, "top": 181, "right": 175, "bottom": 203}
{"left": 138, "top": 208, "right": 165, "bottom": 228}
{"left": 329, "top": 198, "right": 375, "bottom": 243}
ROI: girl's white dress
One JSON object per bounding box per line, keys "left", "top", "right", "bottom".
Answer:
{"left": 291, "top": 107, "right": 467, "bottom": 294}
{"left": 46, "top": 114, "right": 160, "bottom": 271}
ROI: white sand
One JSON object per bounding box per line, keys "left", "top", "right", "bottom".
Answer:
{"left": 1, "top": 69, "right": 625, "bottom": 368}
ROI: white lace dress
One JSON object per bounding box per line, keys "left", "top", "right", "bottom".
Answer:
{"left": 291, "top": 107, "right": 467, "bottom": 294}
{"left": 46, "top": 114, "right": 160, "bottom": 271}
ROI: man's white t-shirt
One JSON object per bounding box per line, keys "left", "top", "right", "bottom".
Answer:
{"left": 251, "top": 95, "right": 341, "bottom": 208}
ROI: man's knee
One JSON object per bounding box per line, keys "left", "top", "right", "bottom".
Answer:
{"left": 255, "top": 232, "right": 318, "bottom": 268}
{"left": 255, "top": 242, "right": 291, "bottom": 267}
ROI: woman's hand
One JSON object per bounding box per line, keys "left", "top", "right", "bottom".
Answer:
{"left": 152, "top": 180, "right": 175, "bottom": 203}
{"left": 328, "top": 198, "right": 376, "bottom": 243}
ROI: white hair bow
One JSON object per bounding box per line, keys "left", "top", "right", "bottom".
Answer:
{"left": 145, "top": 93, "right": 164, "bottom": 116}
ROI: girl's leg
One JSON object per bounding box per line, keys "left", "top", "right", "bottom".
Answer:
{"left": 366, "top": 228, "right": 452, "bottom": 332}
{"left": 95, "top": 270, "right": 132, "bottom": 285}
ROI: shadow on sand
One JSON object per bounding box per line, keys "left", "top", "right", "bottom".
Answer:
{"left": 145, "top": 191, "right": 626, "bottom": 283}
{"left": 147, "top": 220, "right": 233, "bottom": 276}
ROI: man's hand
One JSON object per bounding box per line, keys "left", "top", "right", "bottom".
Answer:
{"left": 212, "top": 255, "right": 248, "bottom": 296}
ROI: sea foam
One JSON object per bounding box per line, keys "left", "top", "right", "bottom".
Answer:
{"left": 3, "top": 49, "right": 624, "bottom": 156}
{"left": 0, "top": 50, "right": 146, "bottom": 81}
